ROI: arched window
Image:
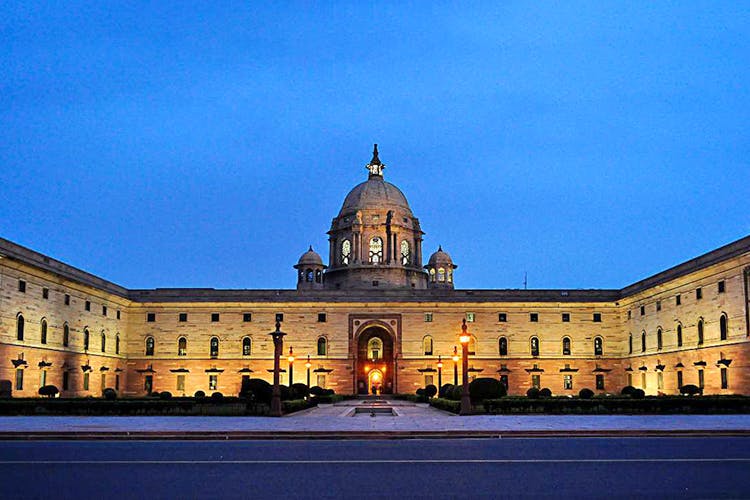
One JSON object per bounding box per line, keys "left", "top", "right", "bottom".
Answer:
{"left": 562, "top": 337, "right": 571, "bottom": 356}
{"left": 641, "top": 331, "right": 646, "bottom": 352}
{"left": 469, "top": 335, "right": 477, "bottom": 355}
{"left": 656, "top": 328, "right": 663, "bottom": 350}
{"left": 676, "top": 324, "right": 683, "bottom": 347}
{"left": 83, "top": 328, "right": 90, "bottom": 351}
{"left": 369, "top": 237, "right": 383, "bottom": 264}
{"left": 306, "top": 269, "right": 314, "bottom": 282}
{"left": 63, "top": 323, "right": 69, "bottom": 347}
{"left": 400, "top": 240, "right": 410, "bottom": 265}
{"left": 594, "top": 336, "right": 603, "bottom": 356}
{"left": 178, "top": 337, "right": 187, "bottom": 356}
{"left": 499, "top": 337, "right": 508, "bottom": 356}
{"left": 367, "top": 337, "right": 382, "bottom": 360}
{"left": 447, "top": 269, "right": 453, "bottom": 283}
{"left": 341, "top": 239, "right": 351, "bottom": 265}
{"left": 115, "top": 334, "right": 120, "bottom": 355}
{"left": 720, "top": 314, "right": 728, "bottom": 340}
{"left": 145, "top": 336, "right": 154, "bottom": 356}
{"left": 40, "top": 319, "right": 48, "bottom": 344}
{"left": 438, "top": 268, "right": 446, "bottom": 282}
{"left": 628, "top": 333, "right": 633, "bottom": 354}
{"left": 429, "top": 268, "right": 436, "bottom": 282}
{"left": 315, "top": 269, "right": 322, "bottom": 283}
{"left": 697, "top": 319, "right": 704, "bottom": 345}
{"left": 530, "top": 336, "right": 539, "bottom": 356}
{"left": 242, "top": 337, "right": 252, "bottom": 356}
{"left": 317, "top": 336, "right": 328, "bottom": 356}
{"left": 101, "top": 331, "right": 106, "bottom": 353}
{"left": 423, "top": 336, "right": 433, "bottom": 355}
{"left": 16, "top": 314, "right": 24, "bottom": 341}
{"left": 210, "top": 337, "right": 219, "bottom": 358}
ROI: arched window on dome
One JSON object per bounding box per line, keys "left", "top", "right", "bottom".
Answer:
{"left": 315, "top": 269, "right": 322, "bottom": 283}
{"left": 423, "top": 335, "right": 433, "bottom": 355}
{"left": 341, "top": 239, "right": 351, "bottom": 265}
{"left": 447, "top": 269, "right": 453, "bottom": 283}
{"left": 438, "top": 268, "right": 446, "bottom": 282}
{"left": 400, "top": 240, "right": 410, "bottom": 266}
{"left": 369, "top": 237, "right": 383, "bottom": 264}
{"left": 305, "top": 269, "right": 314, "bottom": 282}
{"left": 429, "top": 268, "right": 436, "bottom": 282}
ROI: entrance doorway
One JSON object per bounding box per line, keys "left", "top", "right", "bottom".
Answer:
{"left": 356, "top": 326, "right": 394, "bottom": 395}
{"left": 368, "top": 369, "right": 384, "bottom": 395}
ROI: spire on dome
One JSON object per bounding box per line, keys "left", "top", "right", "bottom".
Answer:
{"left": 366, "top": 143, "right": 385, "bottom": 177}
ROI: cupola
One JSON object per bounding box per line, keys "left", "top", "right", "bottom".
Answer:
{"left": 424, "top": 246, "right": 457, "bottom": 289}
{"left": 294, "top": 246, "right": 326, "bottom": 290}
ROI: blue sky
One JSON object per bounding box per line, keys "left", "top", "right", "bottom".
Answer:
{"left": 1, "top": 2, "right": 748, "bottom": 290}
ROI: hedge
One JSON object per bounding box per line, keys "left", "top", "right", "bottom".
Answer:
{"left": 482, "top": 396, "right": 750, "bottom": 415}
{"left": 282, "top": 398, "right": 316, "bottom": 414}
{"left": 430, "top": 398, "right": 461, "bottom": 414}
{"left": 0, "top": 397, "right": 261, "bottom": 416}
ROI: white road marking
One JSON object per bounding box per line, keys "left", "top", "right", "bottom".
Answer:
{"left": 0, "top": 458, "right": 748, "bottom": 465}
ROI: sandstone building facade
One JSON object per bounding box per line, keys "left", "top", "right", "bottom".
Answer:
{"left": 2, "top": 146, "right": 749, "bottom": 397}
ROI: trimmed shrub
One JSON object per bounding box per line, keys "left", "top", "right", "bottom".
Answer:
{"left": 102, "top": 388, "right": 117, "bottom": 400}
{"left": 469, "top": 378, "right": 506, "bottom": 403}
{"left": 680, "top": 384, "right": 702, "bottom": 396}
{"left": 159, "top": 391, "right": 173, "bottom": 400}
{"left": 149, "top": 391, "right": 160, "bottom": 398}
{"left": 631, "top": 388, "right": 646, "bottom": 399}
{"left": 279, "top": 385, "right": 292, "bottom": 401}
{"left": 621, "top": 386, "right": 636, "bottom": 396}
{"left": 578, "top": 388, "right": 595, "bottom": 399}
{"left": 539, "top": 388, "right": 552, "bottom": 398}
{"left": 416, "top": 388, "right": 425, "bottom": 396}
{"left": 424, "top": 384, "right": 438, "bottom": 399}
{"left": 38, "top": 385, "right": 59, "bottom": 398}
{"left": 439, "top": 384, "right": 454, "bottom": 398}
{"left": 194, "top": 390, "right": 206, "bottom": 399}
{"left": 291, "top": 383, "right": 310, "bottom": 399}
{"left": 430, "top": 398, "right": 461, "bottom": 414}
{"left": 309, "top": 386, "right": 326, "bottom": 397}
{"left": 526, "top": 387, "right": 540, "bottom": 399}
{"left": 211, "top": 392, "right": 224, "bottom": 401}
{"left": 448, "top": 385, "right": 463, "bottom": 401}
{"left": 241, "top": 379, "right": 272, "bottom": 404}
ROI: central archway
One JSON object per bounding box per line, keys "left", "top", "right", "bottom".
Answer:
{"left": 355, "top": 326, "right": 395, "bottom": 394}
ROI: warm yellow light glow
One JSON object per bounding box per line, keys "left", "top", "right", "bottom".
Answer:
{"left": 372, "top": 372, "right": 381, "bottom": 381}
{"left": 459, "top": 333, "right": 470, "bottom": 344}
{"left": 288, "top": 355, "right": 295, "bottom": 363}
{"left": 437, "top": 361, "right": 443, "bottom": 369}
{"left": 305, "top": 362, "right": 312, "bottom": 369}
{"left": 365, "top": 365, "right": 370, "bottom": 372}
{"left": 452, "top": 355, "right": 459, "bottom": 363}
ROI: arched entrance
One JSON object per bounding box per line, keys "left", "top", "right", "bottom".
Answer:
{"left": 356, "top": 325, "right": 395, "bottom": 395}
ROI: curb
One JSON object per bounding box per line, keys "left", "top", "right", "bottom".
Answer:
{"left": 1, "top": 429, "right": 749, "bottom": 440}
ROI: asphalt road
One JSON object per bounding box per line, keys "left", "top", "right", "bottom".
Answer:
{"left": 1, "top": 437, "right": 749, "bottom": 499}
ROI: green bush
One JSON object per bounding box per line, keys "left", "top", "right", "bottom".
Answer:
{"left": 416, "top": 388, "right": 425, "bottom": 396}
{"left": 631, "top": 389, "right": 646, "bottom": 399}
{"left": 526, "top": 387, "right": 540, "bottom": 399}
{"left": 578, "top": 388, "right": 595, "bottom": 399}
{"left": 211, "top": 392, "right": 224, "bottom": 401}
{"left": 539, "top": 388, "right": 552, "bottom": 398}
{"left": 621, "top": 386, "right": 636, "bottom": 396}
{"left": 282, "top": 398, "right": 315, "bottom": 414}
{"left": 309, "top": 386, "right": 326, "bottom": 396}
{"left": 680, "top": 384, "right": 702, "bottom": 396}
{"left": 424, "top": 384, "right": 438, "bottom": 399}
{"left": 291, "top": 383, "right": 310, "bottom": 399}
{"left": 159, "top": 391, "right": 173, "bottom": 400}
{"left": 430, "top": 398, "right": 461, "bottom": 414}
{"left": 448, "top": 385, "right": 463, "bottom": 401}
{"left": 102, "top": 388, "right": 117, "bottom": 400}
{"left": 240, "top": 379, "right": 272, "bottom": 404}
{"left": 38, "top": 385, "right": 59, "bottom": 398}
{"left": 469, "top": 378, "right": 506, "bottom": 403}
{"left": 439, "top": 384, "right": 454, "bottom": 398}
{"left": 194, "top": 390, "right": 206, "bottom": 399}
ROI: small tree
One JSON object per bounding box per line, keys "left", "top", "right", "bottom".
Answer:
{"left": 578, "top": 388, "right": 595, "bottom": 399}
{"left": 194, "top": 390, "right": 206, "bottom": 399}
{"left": 424, "top": 384, "right": 438, "bottom": 399}
{"left": 526, "top": 387, "right": 540, "bottom": 399}
{"left": 539, "top": 388, "right": 552, "bottom": 398}
{"left": 469, "top": 378, "right": 506, "bottom": 403}
{"left": 438, "top": 383, "right": 454, "bottom": 399}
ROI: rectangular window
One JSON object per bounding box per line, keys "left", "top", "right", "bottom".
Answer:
{"left": 42, "top": 287, "right": 49, "bottom": 299}
{"left": 657, "top": 372, "right": 664, "bottom": 390}
{"left": 65, "top": 294, "right": 70, "bottom": 305}
{"left": 595, "top": 374, "right": 605, "bottom": 390}
{"left": 498, "top": 313, "right": 507, "bottom": 322}
{"left": 211, "top": 313, "right": 220, "bottom": 322}
{"left": 116, "top": 310, "right": 121, "bottom": 320}
{"left": 698, "top": 369, "right": 704, "bottom": 389}
{"left": 318, "top": 313, "right": 327, "bottom": 323}
{"left": 696, "top": 288, "right": 702, "bottom": 300}
{"left": 561, "top": 313, "right": 570, "bottom": 322}
{"left": 425, "top": 375, "right": 434, "bottom": 387}
{"left": 641, "top": 372, "right": 646, "bottom": 389}
{"left": 275, "top": 313, "right": 284, "bottom": 323}
{"left": 85, "top": 301, "right": 91, "bottom": 311}
{"left": 593, "top": 313, "right": 602, "bottom": 323}
{"left": 721, "top": 368, "right": 728, "bottom": 389}
{"left": 18, "top": 280, "right": 26, "bottom": 293}
{"left": 563, "top": 375, "right": 573, "bottom": 390}
{"left": 243, "top": 313, "right": 252, "bottom": 322}
{"left": 144, "top": 375, "right": 153, "bottom": 393}
{"left": 62, "top": 371, "right": 69, "bottom": 391}
{"left": 530, "top": 313, "right": 538, "bottom": 322}
{"left": 656, "top": 301, "right": 661, "bottom": 312}
{"left": 176, "top": 375, "right": 185, "bottom": 392}
{"left": 179, "top": 313, "right": 188, "bottom": 322}
{"left": 465, "top": 312, "right": 475, "bottom": 322}
{"left": 317, "top": 374, "right": 326, "bottom": 388}
{"left": 102, "top": 305, "right": 107, "bottom": 316}
{"left": 627, "top": 310, "right": 631, "bottom": 320}
{"left": 500, "top": 375, "right": 509, "bottom": 390}
{"left": 115, "top": 374, "right": 120, "bottom": 391}
{"left": 83, "top": 372, "right": 90, "bottom": 391}
{"left": 677, "top": 371, "right": 683, "bottom": 389}
{"left": 640, "top": 306, "right": 645, "bottom": 316}
{"left": 209, "top": 375, "right": 218, "bottom": 391}
{"left": 147, "top": 313, "right": 156, "bottom": 322}
{"left": 676, "top": 294, "right": 681, "bottom": 306}
{"left": 101, "top": 373, "right": 106, "bottom": 391}
{"left": 40, "top": 370, "right": 47, "bottom": 388}
{"left": 424, "top": 312, "right": 433, "bottom": 322}
{"left": 16, "top": 369, "right": 24, "bottom": 390}
{"left": 531, "top": 374, "right": 541, "bottom": 389}
{"left": 718, "top": 280, "right": 725, "bottom": 293}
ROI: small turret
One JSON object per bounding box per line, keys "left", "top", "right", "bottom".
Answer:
{"left": 424, "top": 245, "right": 457, "bottom": 289}
{"left": 294, "top": 246, "right": 326, "bottom": 290}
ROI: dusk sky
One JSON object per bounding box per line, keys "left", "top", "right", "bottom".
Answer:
{"left": 1, "top": 2, "right": 748, "bottom": 290}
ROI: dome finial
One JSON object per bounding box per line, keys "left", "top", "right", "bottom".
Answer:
{"left": 366, "top": 143, "right": 385, "bottom": 177}
{"left": 438, "top": 244, "right": 443, "bottom": 251}
{"left": 308, "top": 245, "right": 313, "bottom": 251}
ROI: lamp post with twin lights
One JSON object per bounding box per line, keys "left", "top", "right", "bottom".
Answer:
{"left": 269, "top": 321, "right": 286, "bottom": 417}
{"left": 459, "top": 319, "right": 472, "bottom": 415}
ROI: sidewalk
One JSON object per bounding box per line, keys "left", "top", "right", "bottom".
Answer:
{"left": 1, "top": 400, "right": 749, "bottom": 440}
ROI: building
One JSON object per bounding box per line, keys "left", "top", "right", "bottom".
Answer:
{"left": 1, "top": 146, "right": 749, "bottom": 397}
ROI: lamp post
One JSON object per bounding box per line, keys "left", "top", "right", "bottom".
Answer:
{"left": 305, "top": 354, "right": 312, "bottom": 387}
{"left": 452, "top": 346, "right": 459, "bottom": 386}
{"left": 287, "top": 346, "right": 295, "bottom": 386}
{"left": 437, "top": 355, "right": 443, "bottom": 389}
{"left": 459, "top": 319, "right": 472, "bottom": 415}
{"left": 269, "top": 321, "right": 286, "bottom": 417}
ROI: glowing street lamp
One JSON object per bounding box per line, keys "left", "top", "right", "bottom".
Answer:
{"left": 269, "top": 321, "right": 286, "bottom": 417}
{"left": 287, "top": 346, "right": 295, "bottom": 386}
{"left": 452, "top": 346, "right": 459, "bottom": 386}
{"left": 305, "top": 354, "right": 312, "bottom": 387}
{"left": 437, "top": 355, "right": 443, "bottom": 389}
{"left": 459, "top": 319, "right": 472, "bottom": 415}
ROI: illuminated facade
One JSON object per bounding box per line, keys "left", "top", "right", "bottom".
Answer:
{"left": 1, "top": 146, "right": 749, "bottom": 397}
